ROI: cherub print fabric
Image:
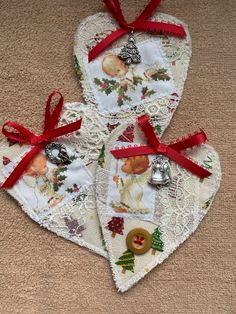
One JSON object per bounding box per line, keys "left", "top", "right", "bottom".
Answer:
{"left": 85, "top": 40, "right": 175, "bottom": 113}
{"left": 95, "top": 120, "right": 221, "bottom": 292}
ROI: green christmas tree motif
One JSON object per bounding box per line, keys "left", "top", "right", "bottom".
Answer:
{"left": 115, "top": 250, "right": 135, "bottom": 274}
{"left": 98, "top": 144, "right": 105, "bottom": 168}
{"left": 201, "top": 156, "right": 213, "bottom": 170}
{"left": 151, "top": 227, "right": 164, "bottom": 255}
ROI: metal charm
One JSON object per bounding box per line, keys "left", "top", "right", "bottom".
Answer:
{"left": 45, "top": 142, "right": 71, "bottom": 165}
{"left": 149, "top": 155, "right": 171, "bottom": 187}
{"left": 119, "top": 31, "right": 141, "bottom": 65}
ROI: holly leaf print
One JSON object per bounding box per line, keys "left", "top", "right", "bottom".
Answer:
{"left": 98, "top": 144, "right": 105, "bottom": 168}
{"left": 133, "top": 76, "right": 143, "bottom": 86}
{"left": 74, "top": 55, "right": 83, "bottom": 81}
{"left": 58, "top": 175, "right": 67, "bottom": 181}
{"left": 66, "top": 188, "right": 73, "bottom": 193}
{"left": 155, "top": 124, "right": 162, "bottom": 135}
{"left": 151, "top": 68, "right": 170, "bottom": 81}
{"left": 141, "top": 86, "right": 155, "bottom": 100}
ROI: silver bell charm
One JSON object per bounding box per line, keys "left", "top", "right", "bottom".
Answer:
{"left": 119, "top": 31, "right": 141, "bottom": 65}
{"left": 45, "top": 142, "right": 71, "bottom": 165}
{"left": 149, "top": 155, "right": 171, "bottom": 187}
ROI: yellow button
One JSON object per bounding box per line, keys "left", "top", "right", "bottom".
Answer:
{"left": 126, "top": 228, "right": 151, "bottom": 255}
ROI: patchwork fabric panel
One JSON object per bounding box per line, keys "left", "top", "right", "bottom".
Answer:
{"left": 106, "top": 145, "right": 156, "bottom": 220}
{"left": 0, "top": 104, "right": 109, "bottom": 258}
{"left": 74, "top": 12, "right": 192, "bottom": 125}
{"left": 2, "top": 141, "right": 92, "bottom": 218}
{"left": 95, "top": 121, "right": 221, "bottom": 292}
{"left": 84, "top": 39, "right": 175, "bottom": 113}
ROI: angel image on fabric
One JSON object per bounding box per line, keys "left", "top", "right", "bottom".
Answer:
{"left": 111, "top": 155, "right": 152, "bottom": 214}
{"left": 23, "top": 153, "right": 64, "bottom": 209}
{"left": 86, "top": 40, "right": 175, "bottom": 113}
{"left": 94, "top": 53, "right": 170, "bottom": 107}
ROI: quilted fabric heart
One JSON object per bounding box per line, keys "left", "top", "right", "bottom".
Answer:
{"left": 74, "top": 12, "right": 191, "bottom": 132}
{"left": 95, "top": 120, "right": 221, "bottom": 292}
{"left": 0, "top": 102, "right": 109, "bottom": 257}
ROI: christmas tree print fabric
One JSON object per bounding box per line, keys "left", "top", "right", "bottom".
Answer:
{"left": 95, "top": 119, "right": 221, "bottom": 292}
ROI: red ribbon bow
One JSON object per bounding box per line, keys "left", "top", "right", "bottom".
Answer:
{"left": 88, "top": 0, "right": 186, "bottom": 62}
{"left": 1, "top": 91, "right": 83, "bottom": 189}
{"left": 111, "top": 114, "right": 211, "bottom": 179}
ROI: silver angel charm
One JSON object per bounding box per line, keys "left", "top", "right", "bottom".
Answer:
{"left": 119, "top": 32, "right": 141, "bottom": 65}
{"left": 149, "top": 155, "right": 171, "bottom": 187}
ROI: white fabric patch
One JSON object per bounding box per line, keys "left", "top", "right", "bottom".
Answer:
{"left": 2, "top": 141, "right": 93, "bottom": 219}
{"left": 106, "top": 143, "right": 156, "bottom": 221}
{"left": 95, "top": 122, "right": 222, "bottom": 292}
{"left": 84, "top": 39, "right": 175, "bottom": 114}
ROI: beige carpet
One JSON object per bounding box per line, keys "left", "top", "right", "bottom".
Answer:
{"left": 0, "top": 0, "right": 235, "bottom": 313}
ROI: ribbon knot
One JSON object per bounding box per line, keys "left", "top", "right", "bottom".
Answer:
{"left": 155, "top": 143, "right": 167, "bottom": 154}
{"left": 88, "top": 0, "right": 186, "bottom": 62}
{"left": 30, "top": 134, "right": 47, "bottom": 145}
{"left": 1, "top": 91, "right": 83, "bottom": 189}
{"left": 111, "top": 114, "right": 212, "bottom": 180}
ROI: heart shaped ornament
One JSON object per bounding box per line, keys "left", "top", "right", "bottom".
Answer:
{"left": 95, "top": 120, "right": 221, "bottom": 292}
{"left": 74, "top": 12, "right": 191, "bottom": 133}
{"left": 0, "top": 103, "right": 111, "bottom": 257}
{"left": 0, "top": 96, "right": 187, "bottom": 258}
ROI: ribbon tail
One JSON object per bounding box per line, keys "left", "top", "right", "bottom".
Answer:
{"left": 133, "top": 21, "right": 186, "bottom": 37}
{"left": 88, "top": 28, "right": 128, "bottom": 62}
{"left": 103, "top": 0, "right": 128, "bottom": 27}
{"left": 2, "top": 121, "right": 38, "bottom": 144}
{"left": 137, "top": 115, "right": 161, "bottom": 148}
{"left": 169, "top": 131, "right": 207, "bottom": 152}
{"left": 135, "top": 0, "right": 161, "bottom": 22}
{"left": 166, "top": 147, "right": 211, "bottom": 179}
{"left": 111, "top": 145, "right": 156, "bottom": 158}
{"left": 1, "top": 145, "right": 44, "bottom": 189}
{"left": 46, "top": 118, "right": 82, "bottom": 141}
{"left": 44, "top": 91, "right": 64, "bottom": 131}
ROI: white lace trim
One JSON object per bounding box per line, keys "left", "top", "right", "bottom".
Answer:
{"left": 74, "top": 12, "right": 192, "bottom": 134}
{"left": 95, "top": 121, "right": 222, "bottom": 292}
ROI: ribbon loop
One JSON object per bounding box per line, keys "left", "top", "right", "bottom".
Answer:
{"left": 111, "top": 114, "right": 212, "bottom": 180}
{"left": 88, "top": 0, "right": 186, "bottom": 62}
{"left": 1, "top": 91, "right": 83, "bottom": 189}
